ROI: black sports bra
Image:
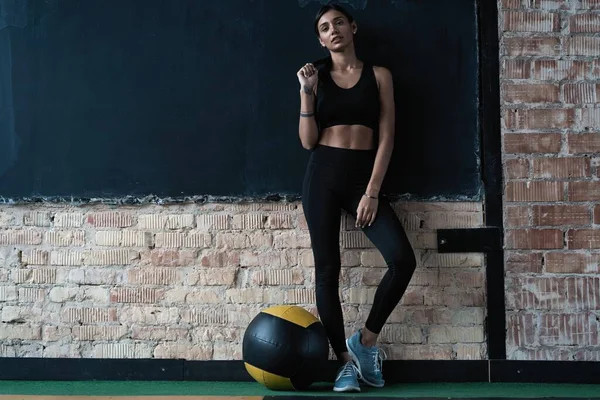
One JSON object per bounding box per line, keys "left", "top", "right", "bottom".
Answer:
{"left": 315, "top": 62, "right": 380, "bottom": 133}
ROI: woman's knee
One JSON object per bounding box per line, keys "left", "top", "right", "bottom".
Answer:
{"left": 386, "top": 244, "right": 417, "bottom": 275}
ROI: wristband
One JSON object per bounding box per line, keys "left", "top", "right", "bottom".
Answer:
{"left": 364, "top": 193, "right": 378, "bottom": 200}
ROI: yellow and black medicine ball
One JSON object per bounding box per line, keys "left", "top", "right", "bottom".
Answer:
{"left": 242, "top": 305, "right": 329, "bottom": 391}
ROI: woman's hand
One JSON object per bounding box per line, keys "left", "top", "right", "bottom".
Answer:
{"left": 356, "top": 195, "right": 378, "bottom": 228}
{"left": 297, "top": 63, "right": 318, "bottom": 93}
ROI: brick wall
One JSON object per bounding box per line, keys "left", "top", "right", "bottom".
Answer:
{"left": 7, "top": 0, "right": 600, "bottom": 364}
{"left": 500, "top": 0, "right": 600, "bottom": 361}
{"left": 0, "top": 202, "right": 485, "bottom": 359}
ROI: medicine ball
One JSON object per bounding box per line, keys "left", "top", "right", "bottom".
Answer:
{"left": 242, "top": 305, "right": 329, "bottom": 390}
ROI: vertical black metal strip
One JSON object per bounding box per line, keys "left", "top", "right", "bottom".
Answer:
{"left": 477, "top": 0, "right": 506, "bottom": 360}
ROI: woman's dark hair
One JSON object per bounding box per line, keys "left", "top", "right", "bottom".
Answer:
{"left": 313, "top": 4, "right": 354, "bottom": 36}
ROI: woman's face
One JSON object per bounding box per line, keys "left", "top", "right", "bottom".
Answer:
{"left": 316, "top": 10, "right": 356, "bottom": 52}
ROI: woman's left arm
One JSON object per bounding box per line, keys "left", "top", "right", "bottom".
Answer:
{"left": 366, "top": 67, "right": 395, "bottom": 199}
{"left": 356, "top": 67, "right": 395, "bottom": 228}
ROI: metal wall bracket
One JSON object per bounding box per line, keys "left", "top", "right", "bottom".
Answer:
{"left": 436, "top": 227, "right": 502, "bottom": 253}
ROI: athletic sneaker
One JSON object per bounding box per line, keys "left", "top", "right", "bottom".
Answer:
{"left": 346, "top": 330, "right": 387, "bottom": 387}
{"left": 333, "top": 361, "right": 361, "bottom": 392}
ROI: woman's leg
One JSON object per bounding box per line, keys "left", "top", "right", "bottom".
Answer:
{"left": 359, "top": 197, "right": 417, "bottom": 334}
{"left": 301, "top": 161, "right": 349, "bottom": 362}
{"left": 342, "top": 193, "right": 417, "bottom": 386}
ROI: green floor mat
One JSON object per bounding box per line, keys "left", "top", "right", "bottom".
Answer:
{"left": 0, "top": 381, "right": 599, "bottom": 398}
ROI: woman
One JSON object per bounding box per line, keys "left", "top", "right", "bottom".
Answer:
{"left": 297, "top": 4, "right": 417, "bottom": 393}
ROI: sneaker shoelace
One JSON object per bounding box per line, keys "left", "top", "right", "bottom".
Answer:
{"left": 338, "top": 362, "right": 359, "bottom": 379}
{"left": 371, "top": 347, "right": 387, "bottom": 374}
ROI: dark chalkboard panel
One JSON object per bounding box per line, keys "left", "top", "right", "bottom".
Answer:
{"left": 0, "top": 0, "right": 481, "bottom": 201}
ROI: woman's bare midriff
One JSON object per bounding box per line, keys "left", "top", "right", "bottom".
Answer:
{"left": 317, "top": 125, "right": 375, "bottom": 150}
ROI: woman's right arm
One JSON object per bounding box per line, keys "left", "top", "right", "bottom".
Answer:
{"left": 297, "top": 63, "right": 319, "bottom": 150}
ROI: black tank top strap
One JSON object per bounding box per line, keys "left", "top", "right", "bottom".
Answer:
{"left": 362, "top": 62, "right": 377, "bottom": 86}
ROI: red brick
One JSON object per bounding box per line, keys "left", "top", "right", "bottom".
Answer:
{"left": 451, "top": 270, "right": 485, "bottom": 288}
{"left": 398, "top": 308, "right": 443, "bottom": 325}
{"left": 506, "top": 275, "right": 600, "bottom": 311}
{"left": 533, "top": 60, "right": 588, "bottom": 81}
{"left": 197, "top": 214, "right": 231, "bottom": 230}
{"left": 266, "top": 214, "right": 294, "bottom": 229}
{"left": 503, "top": 37, "right": 560, "bottom": 56}
{"left": 138, "top": 214, "right": 194, "bottom": 230}
{"left": 86, "top": 212, "right": 134, "bottom": 228}
{"left": 110, "top": 287, "right": 164, "bottom": 303}
{"left": 505, "top": 229, "right": 564, "bottom": 249}
{"left": 569, "top": 181, "right": 600, "bottom": 201}
{"left": 45, "top": 230, "right": 86, "bottom": 247}
{"left": 506, "top": 205, "right": 530, "bottom": 227}
{"left": 539, "top": 313, "right": 599, "bottom": 346}
{"left": 578, "top": 0, "right": 600, "bottom": 9}
{"left": 506, "top": 251, "right": 543, "bottom": 273}
{"left": 241, "top": 250, "right": 297, "bottom": 268}
{"left": 231, "top": 214, "right": 266, "bottom": 230}
{"left": 505, "top": 158, "right": 530, "bottom": 179}
{"left": 570, "top": 14, "right": 600, "bottom": 33}
{"left": 423, "top": 288, "right": 485, "bottom": 307}
{"left": 21, "top": 250, "right": 49, "bottom": 266}
{"left": 563, "top": 83, "right": 597, "bottom": 104}
{"left": 503, "top": 59, "right": 531, "bottom": 79}
{"left": 127, "top": 268, "right": 179, "bottom": 285}
{"left": 505, "top": 109, "right": 575, "bottom": 130}
{"left": 387, "top": 345, "right": 453, "bottom": 360}
{"left": 532, "top": 157, "right": 591, "bottom": 179}
{"left": 43, "top": 326, "right": 72, "bottom": 341}
{"left": 503, "top": 11, "right": 560, "bottom": 32}
{"left": 400, "top": 289, "right": 425, "bottom": 306}
{"left": 501, "top": 0, "right": 522, "bottom": 8}
{"left": 532, "top": 205, "right": 591, "bottom": 226}
{"left": 545, "top": 252, "right": 600, "bottom": 273}
{"left": 503, "top": 83, "right": 559, "bottom": 103}
{"left": 568, "top": 133, "right": 600, "bottom": 154}
{"left": 200, "top": 251, "right": 240, "bottom": 267}
{"left": 189, "top": 268, "right": 237, "bottom": 286}
{"left": 507, "top": 313, "right": 536, "bottom": 347}
{"left": 421, "top": 211, "right": 483, "bottom": 230}
{"left": 506, "top": 181, "right": 564, "bottom": 202}
{"left": 594, "top": 204, "right": 600, "bottom": 223}
{"left": 251, "top": 269, "right": 303, "bottom": 286}
{"left": 49, "top": 251, "right": 82, "bottom": 266}
{"left": 61, "top": 307, "right": 118, "bottom": 323}
{"left": 23, "top": 211, "right": 51, "bottom": 227}
{"left": 530, "top": 0, "right": 568, "bottom": 9}
{"left": 565, "top": 37, "right": 600, "bottom": 56}
{"left": 592, "top": 60, "right": 600, "bottom": 79}
{"left": 143, "top": 249, "right": 198, "bottom": 267}
{"left": 53, "top": 212, "right": 83, "bottom": 228}
{"left": 0, "top": 229, "right": 42, "bottom": 245}
{"left": 131, "top": 326, "right": 189, "bottom": 341}
{"left": 504, "top": 133, "right": 561, "bottom": 154}
{"left": 510, "top": 348, "right": 573, "bottom": 361}
{"left": 433, "top": 270, "right": 483, "bottom": 288}
{"left": 85, "top": 250, "right": 139, "bottom": 266}
{"left": 567, "top": 229, "right": 600, "bottom": 249}
{"left": 582, "top": 108, "right": 600, "bottom": 130}
{"left": 156, "top": 232, "right": 210, "bottom": 249}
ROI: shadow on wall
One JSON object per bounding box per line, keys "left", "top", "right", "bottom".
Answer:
{"left": 354, "top": 25, "right": 430, "bottom": 195}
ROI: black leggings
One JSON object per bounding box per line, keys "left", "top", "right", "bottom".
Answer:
{"left": 302, "top": 144, "right": 417, "bottom": 359}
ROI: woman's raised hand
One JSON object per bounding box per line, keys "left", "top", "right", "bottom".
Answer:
{"left": 297, "top": 63, "right": 318, "bottom": 93}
